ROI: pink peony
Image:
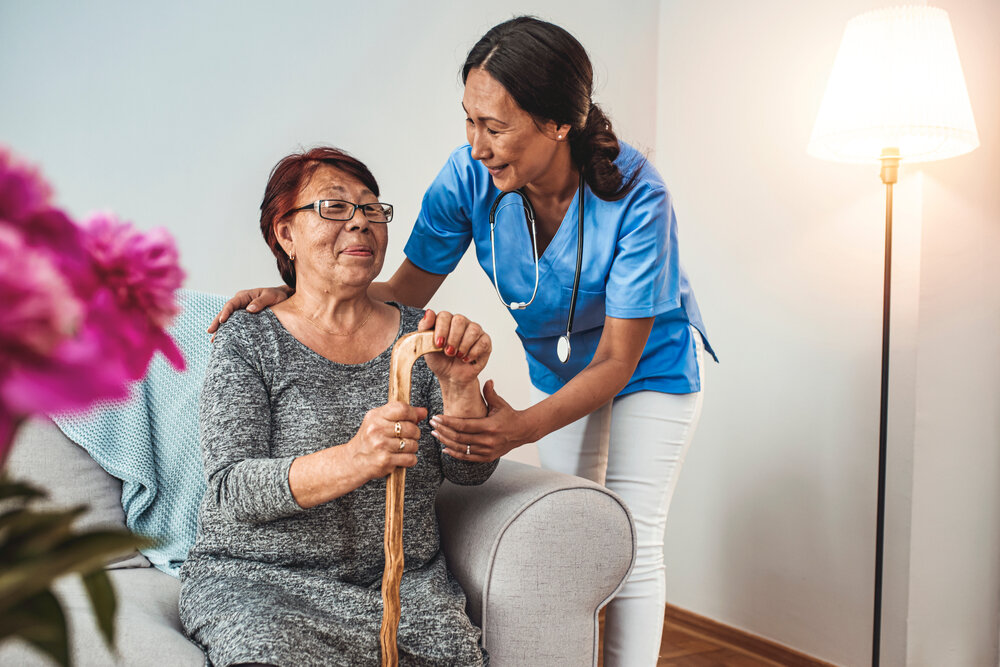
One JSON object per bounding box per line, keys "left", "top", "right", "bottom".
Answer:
{"left": 80, "top": 213, "right": 186, "bottom": 376}
{"left": 0, "top": 226, "right": 83, "bottom": 359}
{"left": 0, "top": 225, "right": 87, "bottom": 455}
{"left": 0, "top": 148, "right": 52, "bottom": 225}
{"left": 0, "top": 148, "right": 186, "bottom": 462}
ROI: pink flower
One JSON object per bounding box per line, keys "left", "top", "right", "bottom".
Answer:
{"left": 0, "top": 148, "right": 187, "bottom": 462}
{"left": 80, "top": 213, "right": 186, "bottom": 375}
{"left": 83, "top": 214, "right": 185, "bottom": 330}
{"left": 0, "top": 226, "right": 89, "bottom": 458}
{"left": 0, "top": 226, "right": 82, "bottom": 359}
{"left": 0, "top": 148, "right": 52, "bottom": 225}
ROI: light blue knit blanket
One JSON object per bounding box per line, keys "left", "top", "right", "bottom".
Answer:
{"left": 53, "top": 289, "right": 227, "bottom": 577}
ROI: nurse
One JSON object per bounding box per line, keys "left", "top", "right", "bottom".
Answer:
{"left": 211, "top": 16, "right": 716, "bottom": 667}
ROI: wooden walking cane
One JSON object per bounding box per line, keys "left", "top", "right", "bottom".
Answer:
{"left": 381, "top": 330, "right": 441, "bottom": 666}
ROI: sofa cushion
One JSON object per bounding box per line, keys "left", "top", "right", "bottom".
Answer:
{"left": 4, "top": 417, "right": 150, "bottom": 569}
{"left": 0, "top": 568, "right": 204, "bottom": 666}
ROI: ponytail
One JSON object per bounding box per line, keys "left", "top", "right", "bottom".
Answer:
{"left": 569, "top": 104, "right": 643, "bottom": 201}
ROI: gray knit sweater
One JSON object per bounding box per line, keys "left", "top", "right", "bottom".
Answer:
{"left": 179, "top": 305, "right": 496, "bottom": 667}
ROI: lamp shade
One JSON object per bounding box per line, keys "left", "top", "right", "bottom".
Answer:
{"left": 808, "top": 6, "right": 978, "bottom": 164}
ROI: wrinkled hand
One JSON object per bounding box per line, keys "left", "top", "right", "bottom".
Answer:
{"left": 430, "top": 380, "right": 532, "bottom": 462}
{"left": 418, "top": 310, "right": 491, "bottom": 387}
{"left": 207, "top": 286, "right": 291, "bottom": 337}
{"left": 349, "top": 402, "right": 427, "bottom": 481}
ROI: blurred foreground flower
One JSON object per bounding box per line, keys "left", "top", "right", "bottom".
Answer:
{"left": 0, "top": 146, "right": 182, "bottom": 665}
{"left": 0, "top": 148, "right": 185, "bottom": 460}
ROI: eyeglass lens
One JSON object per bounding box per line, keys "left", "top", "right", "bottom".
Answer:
{"left": 319, "top": 200, "right": 392, "bottom": 222}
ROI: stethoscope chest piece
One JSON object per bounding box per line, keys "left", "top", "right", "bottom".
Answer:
{"left": 557, "top": 335, "right": 572, "bottom": 364}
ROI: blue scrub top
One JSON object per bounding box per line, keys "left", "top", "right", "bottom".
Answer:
{"left": 404, "top": 143, "right": 716, "bottom": 396}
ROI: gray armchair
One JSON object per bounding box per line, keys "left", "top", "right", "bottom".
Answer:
{"left": 0, "top": 418, "right": 635, "bottom": 666}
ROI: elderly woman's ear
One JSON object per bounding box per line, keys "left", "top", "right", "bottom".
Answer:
{"left": 275, "top": 220, "right": 295, "bottom": 261}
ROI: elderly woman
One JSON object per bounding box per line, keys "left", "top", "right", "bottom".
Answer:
{"left": 179, "top": 146, "right": 496, "bottom": 667}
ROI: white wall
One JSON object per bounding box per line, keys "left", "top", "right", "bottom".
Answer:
{"left": 658, "top": 1, "right": 1000, "bottom": 665}
{"left": 0, "top": 0, "right": 658, "bottom": 466}
{"left": 657, "top": 3, "right": 890, "bottom": 663}
{"left": 906, "top": 1, "right": 1000, "bottom": 663}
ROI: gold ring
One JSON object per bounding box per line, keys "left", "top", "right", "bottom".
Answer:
{"left": 399, "top": 439, "right": 406, "bottom": 450}
{"left": 394, "top": 422, "right": 402, "bottom": 437}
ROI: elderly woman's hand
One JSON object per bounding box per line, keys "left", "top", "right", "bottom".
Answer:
{"left": 418, "top": 310, "right": 491, "bottom": 388}
{"left": 348, "top": 402, "right": 427, "bottom": 480}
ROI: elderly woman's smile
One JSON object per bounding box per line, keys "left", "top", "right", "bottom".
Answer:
{"left": 341, "top": 244, "right": 374, "bottom": 257}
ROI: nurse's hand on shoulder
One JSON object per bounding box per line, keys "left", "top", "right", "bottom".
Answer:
{"left": 207, "top": 286, "right": 291, "bottom": 336}
{"left": 418, "top": 309, "right": 491, "bottom": 387}
{"left": 430, "top": 380, "right": 531, "bottom": 462}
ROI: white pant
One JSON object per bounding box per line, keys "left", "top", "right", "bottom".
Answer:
{"left": 532, "top": 333, "right": 705, "bottom": 667}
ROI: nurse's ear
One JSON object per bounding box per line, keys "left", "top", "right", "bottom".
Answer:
{"left": 539, "top": 119, "right": 573, "bottom": 142}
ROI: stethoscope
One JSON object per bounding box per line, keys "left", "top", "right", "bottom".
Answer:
{"left": 489, "top": 173, "right": 584, "bottom": 364}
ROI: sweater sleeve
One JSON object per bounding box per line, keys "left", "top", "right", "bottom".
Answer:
{"left": 198, "top": 318, "right": 303, "bottom": 524}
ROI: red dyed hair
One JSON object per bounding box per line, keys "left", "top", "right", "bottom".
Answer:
{"left": 259, "top": 146, "right": 380, "bottom": 288}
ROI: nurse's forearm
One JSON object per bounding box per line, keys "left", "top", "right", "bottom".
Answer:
{"left": 367, "top": 281, "right": 397, "bottom": 303}
{"left": 521, "top": 357, "right": 636, "bottom": 442}
{"left": 521, "top": 316, "right": 654, "bottom": 443}
{"left": 369, "top": 259, "right": 447, "bottom": 308}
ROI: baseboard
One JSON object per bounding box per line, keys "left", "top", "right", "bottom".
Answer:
{"left": 664, "top": 604, "right": 837, "bottom": 667}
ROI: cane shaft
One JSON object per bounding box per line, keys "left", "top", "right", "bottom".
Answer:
{"left": 380, "top": 331, "right": 440, "bottom": 666}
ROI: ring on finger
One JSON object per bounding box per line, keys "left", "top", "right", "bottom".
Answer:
{"left": 399, "top": 439, "right": 406, "bottom": 450}
{"left": 466, "top": 444, "right": 471, "bottom": 455}
{"left": 394, "top": 422, "right": 402, "bottom": 438}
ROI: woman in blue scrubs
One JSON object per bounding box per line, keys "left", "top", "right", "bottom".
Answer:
{"left": 211, "top": 16, "right": 716, "bottom": 666}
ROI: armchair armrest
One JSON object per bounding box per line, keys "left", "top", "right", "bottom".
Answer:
{"left": 436, "top": 459, "right": 635, "bottom": 667}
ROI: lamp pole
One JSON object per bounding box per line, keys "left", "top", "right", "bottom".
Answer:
{"left": 872, "top": 147, "right": 899, "bottom": 667}
{"left": 809, "top": 7, "right": 977, "bottom": 664}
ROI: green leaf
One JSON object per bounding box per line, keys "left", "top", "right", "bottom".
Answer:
{"left": 0, "top": 589, "right": 69, "bottom": 667}
{"left": 0, "top": 507, "right": 86, "bottom": 560}
{"left": 0, "top": 479, "right": 46, "bottom": 503}
{"left": 0, "top": 530, "right": 145, "bottom": 613}
{"left": 0, "top": 508, "right": 32, "bottom": 535}
{"left": 81, "top": 569, "right": 116, "bottom": 649}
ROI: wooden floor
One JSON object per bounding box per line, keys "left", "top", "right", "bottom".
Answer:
{"left": 598, "top": 609, "right": 782, "bottom": 667}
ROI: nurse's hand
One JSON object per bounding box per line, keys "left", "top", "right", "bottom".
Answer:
{"left": 430, "top": 380, "right": 533, "bottom": 462}
{"left": 207, "top": 286, "right": 292, "bottom": 336}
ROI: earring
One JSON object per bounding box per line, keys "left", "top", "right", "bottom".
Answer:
{"left": 289, "top": 250, "right": 296, "bottom": 261}
{"left": 558, "top": 134, "right": 564, "bottom": 139}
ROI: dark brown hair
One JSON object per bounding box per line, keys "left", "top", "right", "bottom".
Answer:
{"left": 462, "top": 16, "right": 642, "bottom": 201}
{"left": 259, "top": 146, "right": 380, "bottom": 288}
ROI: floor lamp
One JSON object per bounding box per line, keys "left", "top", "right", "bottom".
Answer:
{"left": 807, "top": 7, "right": 978, "bottom": 666}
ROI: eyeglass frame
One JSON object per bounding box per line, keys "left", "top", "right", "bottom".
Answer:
{"left": 285, "top": 199, "right": 394, "bottom": 223}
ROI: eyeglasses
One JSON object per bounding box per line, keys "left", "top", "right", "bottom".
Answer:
{"left": 286, "top": 199, "right": 393, "bottom": 223}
